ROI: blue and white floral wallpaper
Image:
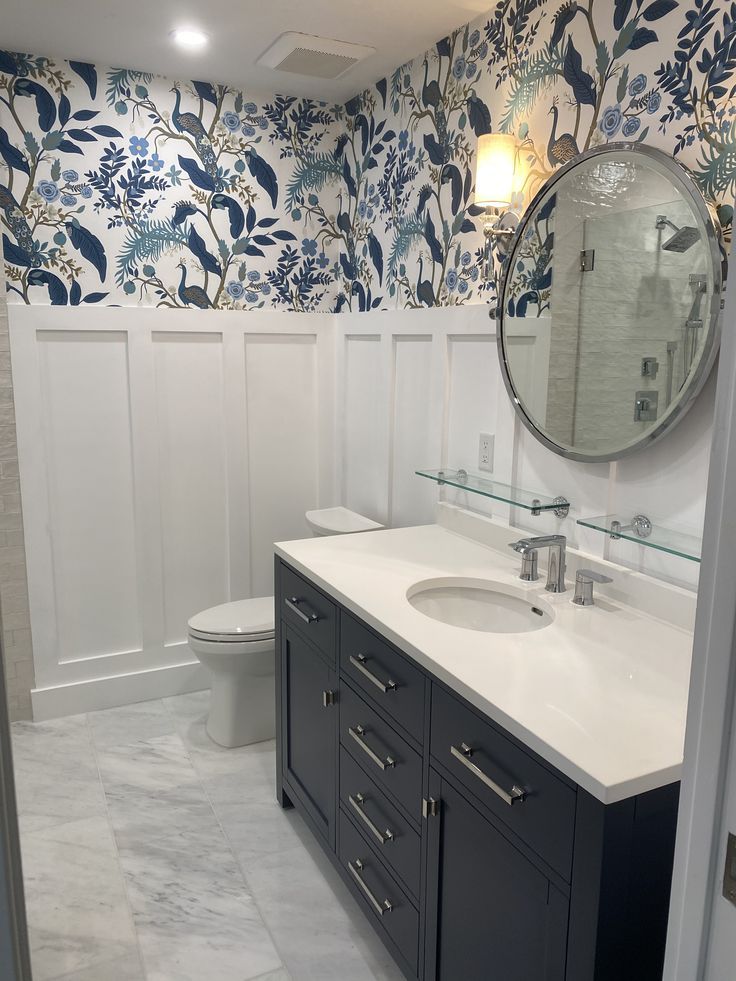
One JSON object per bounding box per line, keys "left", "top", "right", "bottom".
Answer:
{"left": 1, "top": 0, "right": 735, "bottom": 311}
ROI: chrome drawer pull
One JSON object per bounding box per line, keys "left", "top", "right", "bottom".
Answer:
{"left": 450, "top": 743, "right": 527, "bottom": 807}
{"left": 285, "top": 596, "right": 320, "bottom": 625}
{"left": 349, "top": 654, "right": 397, "bottom": 694}
{"left": 348, "top": 725, "right": 396, "bottom": 771}
{"left": 349, "top": 793, "right": 394, "bottom": 846}
{"left": 348, "top": 859, "right": 393, "bottom": 916}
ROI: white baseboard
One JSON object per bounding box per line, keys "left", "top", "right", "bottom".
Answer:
{"left": 30, "top": 659, "right": 210, "bottom": 721}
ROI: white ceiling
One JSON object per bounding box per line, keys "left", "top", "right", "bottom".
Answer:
{"left": 1, "top": 0, "right": 491, "bottom": 101}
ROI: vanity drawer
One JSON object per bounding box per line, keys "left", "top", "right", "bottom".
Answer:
{"left": 340, "top": 747, "right": 421, "bottom": 899}
{"left": 278, "top": 564, "right": 336, "bottom": 663}
{"left": 341, "top": 683, "right": 423, "bottom": 822}
{"left": 340, "top": 612, "right": 425, "bottom": 741}
{"left": 339, "top": 808, "right": 419, "bottom": 976}
{"left": 430, "top": 685, "right": 576, "bottom": 880}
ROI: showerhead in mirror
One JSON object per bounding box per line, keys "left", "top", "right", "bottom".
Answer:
{"left": 656, "top": 214, "right": 701, "bottom": 252}
{"left": 498, "top": 145, "right": 725, "bottom": 463}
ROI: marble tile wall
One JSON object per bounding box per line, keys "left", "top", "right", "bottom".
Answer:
{"left": 12, "top": 693, "right": 405, "bottom": 981}
{"left": 0, "top": 261, "right": 33, "bottom": 721}
{"left": 574, "top": 199, "right": 710, "bottom": 451}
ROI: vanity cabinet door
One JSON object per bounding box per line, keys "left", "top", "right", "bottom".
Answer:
{"left": 280, "top": 624, "right": 337, "bottom": 846}
{"left": 425, "top": 771, "right": 568, "bottom": 981}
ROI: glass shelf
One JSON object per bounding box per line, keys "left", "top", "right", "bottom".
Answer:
{"left": 576, "top": 514, "right": 701, "bottom": 563}
{"left": 415, "top": 469, "right": 570, "bottom": 516}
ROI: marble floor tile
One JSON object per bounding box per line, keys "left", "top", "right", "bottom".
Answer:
{"left": 198, "top": 739, "right": 280, "bottom": 805}
{"left": 215, "top": 794, "right": 304, "bottom": 868}
{"left": 162, "top": 690, "right": 210, "bottom": 724}
{"left": 12, "top": 717, "right": 107, "bottom": 835}
{"left": 14, "top": 698, "right": 407, "bottom": 981}
{"left": 117, "top": 828, "right": 283, "bottom": 981}
{"left": 21, "top": 815, "right": 139, "bottom": 981}
{"left": 87, "top": 700, "right": 175, "bottom": 750}
{"left": 49, "top": 951, "right": 145, "bottom": 981}
{"left": 241, "top": 836, "right": 405, "bottom": 981}
{"left": 164, "top": 690, "right": 274, "bottom": 781}
{"left": 95, "top": 732, "right": 221, "bottom": 848}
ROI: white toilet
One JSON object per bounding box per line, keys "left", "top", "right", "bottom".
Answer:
{"left": 188, "top": 507, "right": 383, "bottom": 747}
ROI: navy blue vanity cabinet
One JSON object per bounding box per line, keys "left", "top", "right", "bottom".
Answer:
{"left": 423, "top": 772, "right": 568, "bottom": 981}
{"left": 274, "top": 558, "right": 680, "bottom": 981}
{"left": 276, "top": 562, "right": 338, "bottom": 847}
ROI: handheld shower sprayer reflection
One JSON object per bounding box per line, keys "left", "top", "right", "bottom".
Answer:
{"left": 655, "top": 214, "right": 701, "bottom": 252}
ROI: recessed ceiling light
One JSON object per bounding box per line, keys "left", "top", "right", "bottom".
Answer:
{"left": 170, "top": 28, "right": 209, "bottom": 51}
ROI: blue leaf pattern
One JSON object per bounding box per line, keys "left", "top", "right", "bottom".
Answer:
{"left": 0, "top": 0, "right": 734, "bottom": 310}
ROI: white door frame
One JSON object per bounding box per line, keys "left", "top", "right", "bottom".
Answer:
{"left": 664, "top": 234, "right": 736, "bottom": 978}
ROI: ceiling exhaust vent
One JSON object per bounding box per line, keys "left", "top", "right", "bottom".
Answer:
{"left": 257, "top": 32, "right": 376, "bottom": 80}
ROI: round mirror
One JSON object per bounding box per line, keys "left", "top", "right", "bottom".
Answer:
{"left": 498, "top": 144, "right": 725, "bottom": 463}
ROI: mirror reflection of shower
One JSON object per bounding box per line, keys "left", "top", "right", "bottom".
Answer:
{"left": 656, "top": 214, "right": 701, "bottom": 253}
{"left": 656, "top": 214, "right": 705, "bottom": 408}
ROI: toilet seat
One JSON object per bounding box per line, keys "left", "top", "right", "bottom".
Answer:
{"left": 187, "top": 597, "right": 274, "bottom": 644}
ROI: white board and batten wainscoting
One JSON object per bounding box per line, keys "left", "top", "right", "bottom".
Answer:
{"left": 10, "top": 304, "right": 707, "bottom": 719}
{"left": 9, "top": 307, "right": 335, "bottom": 719}
{"left": 335, "top": 305, "right": 709, "bottom": 590}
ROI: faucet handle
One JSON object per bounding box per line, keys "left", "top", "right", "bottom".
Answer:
{"left": 576, "top": 569, "right": 613, "bottom": 584}
{"left": 573, "top": 569, "right": 612, "bottom": 606}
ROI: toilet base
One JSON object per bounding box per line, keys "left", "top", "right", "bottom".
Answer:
{"left": 206, "top": 671, "right": 275, "bottom": 749}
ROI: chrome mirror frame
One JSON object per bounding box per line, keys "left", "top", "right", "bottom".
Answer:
{"left": 495, "top": 143, "right": 727, "bottom": 464}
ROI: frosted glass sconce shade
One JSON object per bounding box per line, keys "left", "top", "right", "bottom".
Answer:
{"left": 475, "top": 133, "right": 517, "bottom": 209}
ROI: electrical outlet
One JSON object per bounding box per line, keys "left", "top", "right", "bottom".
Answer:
{"left": 479, "top": 433, "right": 494, "bottom": 473}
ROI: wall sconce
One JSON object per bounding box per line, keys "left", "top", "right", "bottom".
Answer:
{"left": 474, "top": 133, "right": 520, "bottom": 293}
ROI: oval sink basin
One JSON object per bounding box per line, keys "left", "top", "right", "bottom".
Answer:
{"left": 406, "top": 577, "right": 554, "bottom": 634}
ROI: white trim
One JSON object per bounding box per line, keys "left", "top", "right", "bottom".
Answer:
{"left": 30, "top": 657, "right": 209, "bottom": 721}
{"left": 664, "top": 236, "right": 736, "bottom": 979}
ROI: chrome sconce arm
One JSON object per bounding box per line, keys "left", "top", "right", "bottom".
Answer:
{"left": 482, "top": 208, "right": 519, "bottom": 315}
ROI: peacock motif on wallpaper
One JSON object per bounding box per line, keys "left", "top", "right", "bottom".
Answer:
{"left": 1, "top": 0, "right": 736, "bottom": 308}
{"left": 170, "top": 85, "right": 219, "bottom": 185}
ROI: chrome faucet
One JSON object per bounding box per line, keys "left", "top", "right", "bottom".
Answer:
{"left": 572, "top": 569, "right": 612, "bottom": 606}
{"left": 509, "top": 535, "right": 567, "bottom": 593}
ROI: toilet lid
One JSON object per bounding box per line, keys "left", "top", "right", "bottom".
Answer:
{"left": 305, "top": 507, "right": 384, "bottom": 535}
{"left": 188, "top": 597, "right": 275, "bottom": 642}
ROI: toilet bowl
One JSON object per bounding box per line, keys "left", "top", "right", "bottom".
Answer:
{"left": 187, "top": 597, "right": 275, "bottom": 748}
{"left": 188, "top": 508, "right": 383, "bottom": 748}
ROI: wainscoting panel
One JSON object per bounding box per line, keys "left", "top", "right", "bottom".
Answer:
{"left": 341, "top": 333, "right": 388, "bottom": 524}
{"left": 391, "top": 334, "right": 436, "bottom": 528}
{"left": 244, "top": 333, "right": 323, "bottom": 597}
{"left": 152, "top": 331, "right": 229, "bottom": 647}
{"left": 10, "top": 308, "right": 335, "bottom": 718}
{"left": 37, "top": 329, "right": 141, "bottom": 671}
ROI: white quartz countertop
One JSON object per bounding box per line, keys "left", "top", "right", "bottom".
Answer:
{"left": 275, "top": 519, "right": 694, "bottom": 804}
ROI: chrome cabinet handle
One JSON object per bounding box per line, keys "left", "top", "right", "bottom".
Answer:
{"left": 450, "top": 743, "right": 526, "bottom": 807}
{"left": 348, "top": 859, "right": 393, "bottom": 916}
{"left": 349, "top": 793, "right": 394, "bottom": 846}
{"left": 349, "top": 654, "right": 397, "bottom": 694}
{"left": 348, "top": 725, "right": 396, "bottom": 771}
{"left": 285, "top": 596, "right": 320, "bottom": 625}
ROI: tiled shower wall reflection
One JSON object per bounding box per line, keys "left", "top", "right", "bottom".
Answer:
{"left": 0, "top": 263, "right": 34, "bottom": 721}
